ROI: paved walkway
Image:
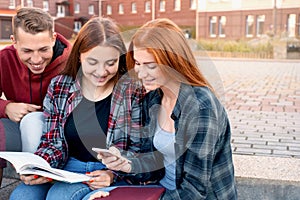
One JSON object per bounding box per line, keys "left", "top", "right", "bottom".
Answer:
{"left": 194, "top": 57, "right": 300, "bottom": 158}
{"left": 214, "top": 59, "right": 300, "bottom": 158}
{"left": 0, "top": 53, "right": 299, "bottom": 199}
{"left": 197, "top": 58, "right": 300, "bottom": 200}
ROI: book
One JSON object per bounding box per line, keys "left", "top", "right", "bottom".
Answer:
{"left": 0, "top": 151, "right": 91, "bottom": 183}
{"left": 92, "top": 185, "right": 165, "bottom": 200}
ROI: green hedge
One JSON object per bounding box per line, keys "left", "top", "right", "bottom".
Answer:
{"left": 197, "top": 39, "right": 273, "bottom": 54}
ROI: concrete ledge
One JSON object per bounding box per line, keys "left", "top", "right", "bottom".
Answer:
{"left": 3, "top": 163, "right": 19, "bottom": 179}
{"left": 233, "top": 154, "right": 300, "bottom": 199}
{"left": 236, "top": 177, "right": 300, "bottom": 200}
{"left": 3, "top": 154, "right": 300, "bottom": 199}
{"left": 233, "top": 154, "right": 300, "bottom": 182}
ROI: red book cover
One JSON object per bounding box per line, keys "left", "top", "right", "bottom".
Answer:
{"left": 94, "top": 186, "right": 165, "bottom": 200}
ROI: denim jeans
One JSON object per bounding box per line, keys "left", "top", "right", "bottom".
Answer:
{"left": 10, "top": 157, "right": 106, "bottom": 200}
{"left": 0, "top": 111, "right": 44, "bottom": 168}
{"left": 20, "top": 111, "right": 44, "bottom": 152}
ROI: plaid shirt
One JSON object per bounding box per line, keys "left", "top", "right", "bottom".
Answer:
{"left": 35, "top": 75, "right": 83, "bottom": 168}
{"left": 35, "top": 74, "right": 146, "bottom": 169}
{"left": 130, "top": 84, "right": 237, "bottom": 200}
{"left": 107, "top": 74, "right": 146, "bottom": 156}
{"left": 108, "top": 74, "right": 165, "bottom": 184}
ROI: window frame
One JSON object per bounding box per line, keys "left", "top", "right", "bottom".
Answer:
{"left": 256, "top": 15, "right": 265, "bottom": 37}
{"left": 145, "top": 1, "right": 151, "bottom": 13}
{"left": 159, "top": 0, "right": 166, "bottom": 12}
{"left": 88, "top": 4, "right": 95, "bottom": 15}
{"left": 246, "top": 15, "right": 254, "bottom": 38}
{"left": 131, "top": 2, "right": 137, "bottom": 14}
{"left": 9, "top": 0, "right": 16, "bottom": 9}
{"left": 74, "top": 3, "right": 80, "bottom": 14}
{"left": 219, "top": 16, "right": 226, "bottom": 37}
{"left": 209, "top": 16, "right": 217, "bottom": 37}
{"left": 107, "top": 4, "right": 112, "bottom": 15}
{"left": 119, "top": 3, "right": 124, "bottom": 14}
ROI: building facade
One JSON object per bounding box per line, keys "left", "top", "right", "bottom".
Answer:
{"left": 196, "top": 0, "right": 300, "bottom": 40}
{"left": 101, "top": 0, "right": 300, "bottom": 40}
{"left": 0, "top": 0, "right": 100, "bottom": 39}
{"left": 0, "top": 0, "right": 299, "bottom": 40}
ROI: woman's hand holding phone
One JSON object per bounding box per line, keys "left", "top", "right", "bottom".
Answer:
{"left": 92, "top": 146, "right": 132, "bottom": 173}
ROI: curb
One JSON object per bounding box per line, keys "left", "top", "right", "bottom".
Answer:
{"left": 233, "top": 154, "right": 300, "bottom": 199}
{"left": 236, "top": 177, "right": 300, "bottom": 200}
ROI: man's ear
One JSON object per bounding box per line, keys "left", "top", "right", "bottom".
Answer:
{"left": 52, "top": 32, "right": 57, "bottom": 46}
{"left": 10, "top": 35, "right": 16, "bottom": 43}
{"left": 10, "top": 35, "right": 17, "bottom": 48}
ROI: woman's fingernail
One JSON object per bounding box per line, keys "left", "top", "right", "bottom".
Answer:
{"left": 86, "top": 172, "right": 90, "bottom": 175}
{"left": 89, "top": 179, "right": 94, "bottom": 183}
{"left": 33, "top": 175, "right": 39, "bottom": 179}
{"left": 47, "top": 178, "right": 53, "bottom": 182}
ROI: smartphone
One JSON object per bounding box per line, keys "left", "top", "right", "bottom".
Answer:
{"left": 92, "top": 147, "right": 132, "bottom": 163}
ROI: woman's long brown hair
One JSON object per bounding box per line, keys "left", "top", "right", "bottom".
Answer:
{"left": 61, "top": 17, "right": 127, "bottom": 80}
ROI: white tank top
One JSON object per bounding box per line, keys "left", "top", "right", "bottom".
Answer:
{"left": 153, "top": 122, "right": 176, "bottom": 190}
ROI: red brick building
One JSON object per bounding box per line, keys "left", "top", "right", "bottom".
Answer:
{"left": 100, "top": 0, "right": 197, "bottom": 28}
{"left": 0, "top": 0, "right": 99, "bottom": 39}
{"left": 101, "top": 0, "right": 300, "bottom": 40}
{"left": 0, "top": 0, "right": 299, "bottom": 40}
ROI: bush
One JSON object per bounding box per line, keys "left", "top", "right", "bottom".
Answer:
{"left": 197, "top": 39, "right": 273, "bottom": 54}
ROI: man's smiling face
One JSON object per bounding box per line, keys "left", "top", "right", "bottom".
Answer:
{"left": 12, "top": 27, "right": 56, "bottom": 74}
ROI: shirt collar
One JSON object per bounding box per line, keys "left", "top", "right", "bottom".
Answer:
{"left": 69, "top": 76, "right": 81, "bottom": 93}
{"left": 149, "top": 83, "right": 194, "bottom": 120}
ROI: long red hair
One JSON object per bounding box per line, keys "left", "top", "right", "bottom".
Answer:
{"left": 127, "top": 18, "right": 213, "bottom": 91}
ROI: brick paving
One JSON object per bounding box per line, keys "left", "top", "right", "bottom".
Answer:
{"left": 205, "top": 58, "right": 300, "bottom": 158}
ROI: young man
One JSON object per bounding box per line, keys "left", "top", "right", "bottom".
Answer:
{"left": 0, "top": 7, "right": 72, "bottom": 185}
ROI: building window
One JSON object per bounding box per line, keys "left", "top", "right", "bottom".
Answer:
{"left": 256, "top": 15, "right": 265, "bottom": 37}
{"left": 287, "top": 14, "right": 296, "bottom": 37}
{"left": 131, "top": 2, "right": 137, "bottom": 13}
{"left": 88, "top": 5, "right": 94, "bottom": 15}
{"left": 43, "top": 0, "right": 49, "bottom": 11}
{"left": 57, "top": 5, "right": 65, "bottom": 17}
{"left": 298, "top": 14, "right": 300, "bottom": 36}
{"left": 209, "top": 16, "right": 217, "bottom": 37}
{"left": 246, "top": 15, "right": 254, "bottom": 37}
{"left": 74, "top": 3, "right": 80, "bottom": 14}
{"left": 219, "top": 16, "right": 226, "bottom": 37}
{"left": 74, "top": 21, "right": 82, "bottom": 32}
{"left": 119, "top": 4, "right": 124, "bottom": 14}
{"left": 174, "top": 0, "right": 181, "bottom": 11}
{"left": 145, "top": 1, "right": 151, "bottom": 13}
{"left": 159, "top": 0, "right": 166, "bottom": 12}
{"left": 107, "top": 5, "right": 112, "bottom": 15}
{"left": 9, "top": 0, "right": 15, "bottom": 9}
{"left": 27, "top": 0, "right": 33, "bottom": 7}
{"left": 190, "top": 0, "right": 196, "bottom": 10}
